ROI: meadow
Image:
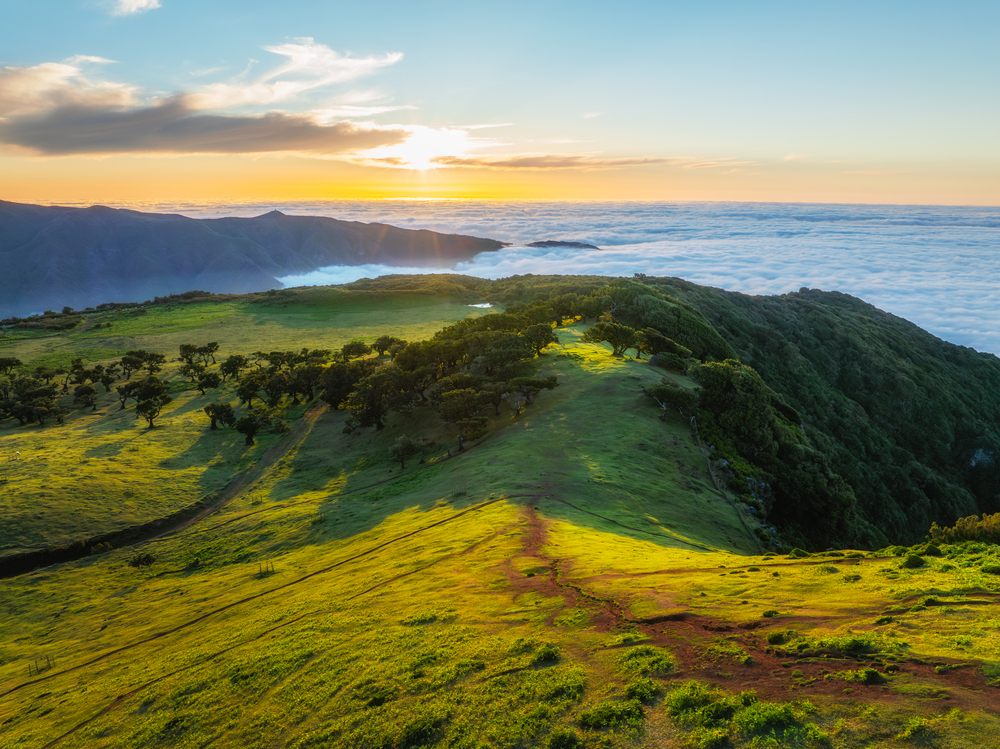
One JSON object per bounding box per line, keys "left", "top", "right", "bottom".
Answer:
{"left": 2, "top": 285, "right": 1000, "bottom": 749}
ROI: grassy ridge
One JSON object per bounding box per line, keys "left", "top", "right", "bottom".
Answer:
{"left": 3, "top": 280, "right": 1000, "bottom": 748}
{"left": 0, "top": 294, "right": 494, "bottom": 555}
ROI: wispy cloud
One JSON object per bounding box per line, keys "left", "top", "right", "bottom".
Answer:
{"left": 680, "top": 158, "right": 757, "bottom": 170}
{"left": 842, "top": 169, "right": 907, "bottom": 176}
{"left": 187, "top": 39, "right": 402, "bottom": 110}
{"left": 0, "top": 45, "right": 407, "bottom": 156}
{"left": 431, "top": 154, "right": 671, "bottom": 170}
{"left": 111, "top": 0, "right": 161, "bottom": 17}
{"left": 783, "top": 153, "right": 810, "bottom": 162}
{"left": 582, "top": 112, "right": 603, "bottom": 119}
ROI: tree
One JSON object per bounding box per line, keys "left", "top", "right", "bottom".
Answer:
{"left": 99, "top": 372, "right": 116, "bottom": 393}
{"left": 521, "top": 323, "right": 559, "bottom": 355}
{"left": 197, "top": 371, "right": 222, "bottom": 395}
{"left": 142, "top": 352, "right": 166, "bottom": 375}
{"left": 262, "top": 372, "right": 289, "bottom": 407}
{"left": 134, "top": 378, "right": 172, "bottom": 428}
{"left": 344, "top": 366, "right": 415, "bottom": 431}
{"left": 436, "top": 388, "right": 490, "bottom": 450}
{"left": 119, "top": 353, "right": 144, "bottom": 380}
{"left": 342, "top": 340, "right": 373, "bottom": 361}
{"left": 581, "top": 322, "right": 638, "bottom": 357}
{"left": 73, "top": 384, "right": 99, "bottom": 411}
{"left": 204, "top": 402, "right": 236, "bottom": 430}
{"left": 389, "top": 435, "right": 422, "bottom": 469}
{"left": 136, "top": 397, "right": 169, "bottom": 428}
{"left": 321, "top": 359, "right": 380, "bottom": 409}
{"left": 236, "top": 370, "right": 267, "bottom": 406}
{"left": 179, "top": 362, "right": 206, "bottom": 383}
{"left": 288, "top": 365, "right": 323, "bottom": 403}
{"left": 372, "top": 335, "right": 407, "bottom": 356}
{"left": 235, "top": 406, "right": 280, "bottom": 446}
{"left": 178, "top": 343, "right": 199, "bottom": 364}
{"left": 220, "top": 354, "right": 249, "bottom": 382}
{"left": 0, "top": 358, "right": 22, "bottom": 376}
{"left": 200, "top": 341, "right": 220, "bottom": 364}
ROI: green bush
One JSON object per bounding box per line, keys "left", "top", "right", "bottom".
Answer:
{"left": 578, "top": 700, "right": 644, "bottom": 729}
{"left": 615, "top": 645, "right": 676, "bottom": 676}
{"left": 533, "top": 644, "right": 561, "bottom": 664}
{"left": 546, "top": 728, "right": 582, "bottom": 749}
{"left": 900, "top": 554, "right": 925, "bottom": 569}
{"left": 624, "top": 677, "right": 662, "bottom": 704}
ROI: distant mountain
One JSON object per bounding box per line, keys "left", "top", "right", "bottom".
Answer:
{"left": 0, "top": 201, "right": 505, "bottom": 317}
{"left": 526, "top": 240, "right": 601, "bottom": 250}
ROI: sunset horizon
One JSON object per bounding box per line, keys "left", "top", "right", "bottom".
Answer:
{"left": 2, "top": 1, "right": 997, "bottom": 207}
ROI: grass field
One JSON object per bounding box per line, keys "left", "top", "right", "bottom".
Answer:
{"left": 2, "top": 296, "right": 1000, "bottom": 748}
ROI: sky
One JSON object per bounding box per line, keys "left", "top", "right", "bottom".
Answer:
{"left": 1, "top": 0, "right": 998, "bottom": 204}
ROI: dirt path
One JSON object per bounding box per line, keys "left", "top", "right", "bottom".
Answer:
{"left": 503, "top": 504, "right": 1000, "bottom": 713}
{"left": 147, "top": 401, "right": 326, "bottom": 542}
{"left": 0, "top": 403, "right": 327, "bottom": 578}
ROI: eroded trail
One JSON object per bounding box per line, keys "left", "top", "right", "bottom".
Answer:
{"left": 0, "top": 403, "right": 327, "bottom": 578}
{"left": 504, "top": 504, "right": 1000, "bottom": 713}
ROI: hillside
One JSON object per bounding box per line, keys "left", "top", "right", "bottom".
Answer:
{"left": 3, "top": 276, "right": 1000, "bottom": 748}
{"left": 0, "top": 201, "right": 504, "bottom": 318}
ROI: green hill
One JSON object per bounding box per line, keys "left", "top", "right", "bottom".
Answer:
{"left": 2, "top": 275, "right": 1000, "bottom": 748}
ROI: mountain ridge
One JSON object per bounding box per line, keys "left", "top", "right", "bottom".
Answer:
{"left": 0, "top": 200, "right": 505, "bottom": 317}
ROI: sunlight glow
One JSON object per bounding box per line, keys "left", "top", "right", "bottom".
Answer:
{"left": 354, "top": 125, "right": 490, "bottom": 170}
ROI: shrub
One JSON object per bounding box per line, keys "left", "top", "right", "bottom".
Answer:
{"left": 533, "top": 644, "right": 561, "bottom": 664}
{"left": 624, "top": 677, "right": 663, "bottom": 703}
{"left": 788, "top": 548, "right": 810, "bottom": 558}
{"left": 900, "top": 555, "right": 925, "bottom": 569}
{"left": 833, "top": 668, "right": 885, "bottom": 685}
{"left": 762, "top": 610, "right": 779, "bottom": 618}
{"left": 615, "top": 645, "right": 676, "bottom": 676}
{"left": 929, "top": 513, "right": 1000, "bottom": 545}
{"left": 128, "top": 553, "right": 155, "bottom": 569}
{"left": 578, "top": 699, "right": 644, "bottom": 729}
{"left": 546, "top": 728, "right": 582, "bottom": 749}
{"left": 982, "top": 564, "right": 1000, "bottom": 575}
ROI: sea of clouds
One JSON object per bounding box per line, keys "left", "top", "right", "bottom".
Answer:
{"left": 127, "top": 200, "right": 1000, "bottom": 355}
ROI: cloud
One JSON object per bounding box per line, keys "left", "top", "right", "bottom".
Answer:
{"left": 311, "top": 103, "right": 415, "bottom": 121}
{"left": 0, "top": 44, "right": 409, "bottom": 156}
{"left": 0, "top": 58, "right": 135, "bottom": 118}
{"left": 258, "top": 200, "right": 1000, "bottom": 355}
{"left": 187, "top": 39, "right": 402, "bottom": 110}
{"left": 0, "top": 95, "right": 406, "bottom": 155}
{"left": 841, "top": 169, "right": 907, "bottom": 176}
{"left": 680, "top": 158, "right": 757, "bottom": 169}
{"left": 582, "top": 112, "right": 603, "bottom": 119}
{"left": 111, "top": 0, "right": 161, "bottom": 16}
{"left": 782, "top": 153, "right": 810, "bottom": 162}
{"left": 430, "top": 154, "right": 671, "bottom": 170}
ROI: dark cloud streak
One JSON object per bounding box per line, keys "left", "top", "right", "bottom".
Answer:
{"left": 431, "top": 154, "right": 672, "bottom": 170}
{"left": 0, "top": 96, "right": 406, "bottom": 155}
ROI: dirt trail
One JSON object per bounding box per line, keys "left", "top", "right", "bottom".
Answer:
{"left": 0, "top": 403, "right": 326, "bottom": 578}
{"left": 504, "top": 504, "right": 1000, "bottom": 712}
{"left": 147, "top": 401, "right": 326, "bottom": 542}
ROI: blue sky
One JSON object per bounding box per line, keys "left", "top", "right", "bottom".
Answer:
{"left": 1, "top": 0, "right": 997, "bottom": 203}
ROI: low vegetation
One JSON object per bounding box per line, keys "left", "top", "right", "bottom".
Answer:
{"left": 2, "top": 274, "right": 1000, "bottom": 748}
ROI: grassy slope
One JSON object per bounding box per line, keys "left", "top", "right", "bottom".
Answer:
{"left": 2, "top": 312, "right": 1000, "bottom": 748}
{"left": 0, "top": 296, "right": 492, "bottom": 556}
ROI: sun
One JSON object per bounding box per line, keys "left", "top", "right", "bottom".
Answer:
{"left": 355, "top": 125, "right": 483, "bottom": 170}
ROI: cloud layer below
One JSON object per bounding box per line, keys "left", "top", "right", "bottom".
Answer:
{"left": 233, "top": 201, "right": 1000, "bottom": 357}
